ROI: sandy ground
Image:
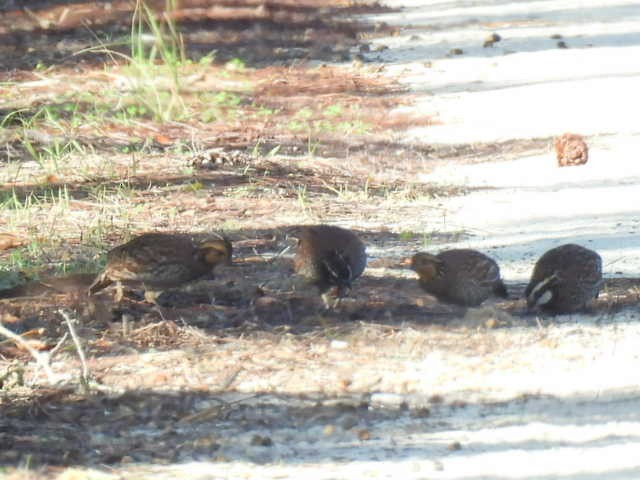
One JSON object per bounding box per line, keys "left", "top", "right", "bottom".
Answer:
{"left": 368, "top": 0, "right": 640, "bottom": 280}
{"left": 5, "top": 1, "right": 640, "bottom": 478}
{"left": 115, "top": 1, "right": 640, "bottom": 478}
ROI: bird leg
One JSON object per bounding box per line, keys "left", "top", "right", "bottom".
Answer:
{"left": 321, "top": 292, "right": 333, "bottom": 310}
{"left": 142, "top": 289, "right": 167, "bottom": 321}
{"left": 321, "top": 286, "right": 348, "bottom": 310}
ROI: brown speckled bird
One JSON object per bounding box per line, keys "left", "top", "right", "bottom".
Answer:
{"left": 555, "top": 133, "right": 588, "bottom": 167}
{"left": 410, "top": 249, "right": 508, "bottom": 307}
{"left": 89, "top": 233, "right": 232, "bottom": 303}
{"left": 525, "top": 243, "right": 602, "bottom": 313}
{"left": 292, "top": 225, "right": 367, "bottom": 308}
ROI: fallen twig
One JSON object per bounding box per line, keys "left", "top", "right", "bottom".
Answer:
{"left": 49, "top": 332, "right": 69, "bottom": 358}
{"left": 0, "top": 322, "right": 58, "bottom": 384}
{"left": 59, "top": 309, "right": 91, "bottom": 393}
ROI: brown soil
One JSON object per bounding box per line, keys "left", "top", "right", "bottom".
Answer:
{"left": 1, "top": 1, "right": 636, "bottom": 477}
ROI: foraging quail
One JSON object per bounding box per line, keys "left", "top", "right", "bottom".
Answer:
{"left": 554, "top": 133, "right": 588, "bottom": 167}
{"left": 292, "top": 225, "right": 367, "bottom": 307}
{"left": 89, "top": 233, "right": 232, "bottom": 303}
{"left": 525, "top": 243, "right": 602, "bottom": 313}
{"left": 410, "top": 249, "right": 508, "bottom": 307}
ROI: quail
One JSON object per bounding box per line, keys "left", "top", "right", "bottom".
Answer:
{"left": 410, "top": 249, "right": 508, "bottom": 307}
{"left": 554, "top": 133, "right": 588, "bottom": 167}
{"left": 89, "top": 233, "right": 232, "bottom": 303}
{"left": 525, "top": 243, "right": 602, "bottom": 313}
{"left": 292, "top": 225, "right": 367, "bottom": 307}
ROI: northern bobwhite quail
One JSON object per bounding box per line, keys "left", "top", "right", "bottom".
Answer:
{"left": 292, "top": 225, "right": 367, "bottom": 307}
{"left": 410, "top": 249, "right": 508, "bottom": 307}
{"left": 525, "top": 243, "right": 602, "bottom": 313}
{"left": 89, "top": 233, "right": 232, "bottom": 303}
{"left": 555, "top": 133, "right": 588, "bottom": 167}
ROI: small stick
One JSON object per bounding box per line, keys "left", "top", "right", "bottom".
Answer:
{"left": 49, "top": 332, "right": 69, "bottom": 358}
{"left": 0, "top": 322, "right": 57, "bottom": 384}
{"left": 59, "top": 310, "right": 91, "bottom": 392}
{"left": 270, "top": 244, "right": 291, "bottom": 263}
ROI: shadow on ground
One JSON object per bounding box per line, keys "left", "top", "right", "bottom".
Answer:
{"left": 0, "top": 0, "right": 396, "bottom": 72}
{"left": 1, "top": 224, "right": 638, "bottom": 363}
{"left": 2, "top": 385, "right": 640, "bottom": 472}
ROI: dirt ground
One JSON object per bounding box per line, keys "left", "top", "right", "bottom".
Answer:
{"left": 2, "top": 1, "right": 640, "bottom": 479}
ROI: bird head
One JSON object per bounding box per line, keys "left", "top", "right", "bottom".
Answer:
{"left": 526, "top": 273, "right": 559, "bottom": 310}
{"left": 198, "top": 237, "right": 233, "bottom": 267}
{"left": 410, "top": 252, "right": 445, "bottom": 282}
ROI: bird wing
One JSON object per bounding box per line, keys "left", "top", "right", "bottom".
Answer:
{"left": 105, "top": 235, "right": 198, "bottom": 283}
{"left": 320, "top": 250, "right": 353, "bottom": 286}
{"left": 469, "top": 257, "right": 501, "bottom": 286}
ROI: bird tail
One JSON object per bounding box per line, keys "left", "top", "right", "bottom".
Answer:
{"left": 88, "top": 272, "right": 113, "bottom": 296}
{"left": 493, "top": 279, "right": 509, "bottom": 299}
{"left": 526, "top": 273, "right": 559, "bottom": 309}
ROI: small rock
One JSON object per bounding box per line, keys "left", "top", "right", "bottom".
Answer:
{"left": 550, "top": 33, "right": 563, "bottom": 39}
{"left": 359, "top": 44, "right": 370, "bottom": 53}
{"left": 429, "top": 394, "right": 444, "bottom": 404}
{"left": 483, "top": 32, "right": 501, "bottom": 47}
{"left": 555, "top": 133, "right": 588, "bottom": 166}
{"left": 449, "top": 48, "right": 464, "bottom": 55}
{"left": 448, "top": 441, "right": 462, "bottom": 451}
{"left": 357, "top": 429, "right": 371, "bottom": 441}
{"left": 557, "top": 41, "right": 568, "bottom": 49}
{"left": 409, "top": 34, "right": 422, "bottom": 41}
